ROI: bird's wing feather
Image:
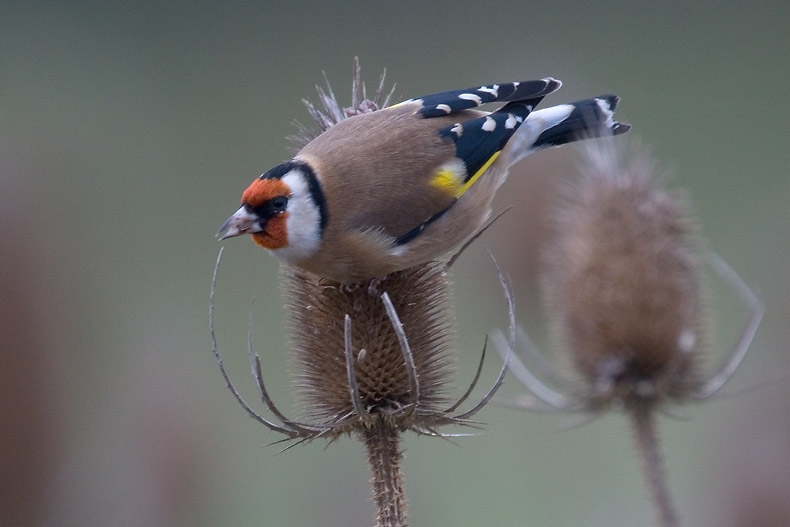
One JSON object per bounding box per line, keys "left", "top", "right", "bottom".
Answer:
{"left": 403, "top": 79, "right": 562, "bottom": 200}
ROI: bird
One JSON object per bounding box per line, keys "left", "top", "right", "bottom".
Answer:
{"left": 217, "top": 78, "right": 630, "bottom": 283}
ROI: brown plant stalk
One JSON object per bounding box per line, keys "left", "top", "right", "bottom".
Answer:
{"left": 630, "top": 400, "right": 678, "bottom": 527}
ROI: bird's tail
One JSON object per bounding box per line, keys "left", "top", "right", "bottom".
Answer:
{"left": 500, "top": 95, "right": 630, "bottom": 169}
{"left": 532, "top": 95, "right": 630, "bottom": 147}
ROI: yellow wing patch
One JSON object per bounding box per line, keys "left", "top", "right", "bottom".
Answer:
{"left": 430, "top": 168, "right": 461, "bottom": 195}
{"left": 429, "top": 159, "right": 465, "bottom": 196}
{"left": 430, "top": 152, "right": 502, "bottom": 198}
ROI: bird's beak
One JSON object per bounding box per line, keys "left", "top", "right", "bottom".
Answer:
{"left": 216, "top": 206, "right": 262, "bottom": 240}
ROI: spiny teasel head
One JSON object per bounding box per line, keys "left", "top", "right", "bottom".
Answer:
{"left": 283, "top": 262, "right": 458, "bottom": 436}
{"left": 496, "top": 139, "right": 763, "bottom": 527}
{"left": 542, "top": 140, "right": 707, "bottom": 410}
{"left": 498, "top": 138, "right": 762, "bottom": 415}
{"left": 289, "top": 56, "right": 396, "bottom": 151}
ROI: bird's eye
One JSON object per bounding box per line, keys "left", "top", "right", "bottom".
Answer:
{"left": 270, "top": 196, "right": 288, "bottom": 213}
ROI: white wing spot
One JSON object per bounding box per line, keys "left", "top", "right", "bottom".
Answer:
{"left": 436, "top": 103, "right": 452, "bottom": 114}
{"left": 458, "top": 93, "right": 483, "bottom": 106}
{"left": 450, "top": 123, "right": 463, "bottom": 136}
{"left": 596, "top": 98, "right": 616, "bottom": 128}
{"left": 505, "top": 113, "right": 519, "bottom": 129}
{"left": 478, "top": 85, "right": 499, "bottom": 97}
{"left": 482, "top": 116, "right": 496, "bottom": 132}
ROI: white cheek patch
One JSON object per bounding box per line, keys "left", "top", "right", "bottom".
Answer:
{"left": 274, "top": 171, "right": 322, "bottom": 262}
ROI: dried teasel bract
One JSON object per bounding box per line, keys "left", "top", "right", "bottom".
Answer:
{"left": 288, "top": 57, "right": 396, "bottom": 152}
{"left": 495, "top": 139, "right": 763, "bottom": 527}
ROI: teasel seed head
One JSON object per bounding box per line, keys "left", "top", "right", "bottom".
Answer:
{"left": 543, "top": 140, "right": 707, "bottom": 410}
{"left": 283, "top": 262, "right": 457, "bottom": 436}
{"left": 495, "top": 137, "right": 762, "bottom": 527}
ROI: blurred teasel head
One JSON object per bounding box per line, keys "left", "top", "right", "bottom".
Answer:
{"left": 497, "top": 137, "right": 763, "bottom": 527}
{"left": 543, "top": 141, "right": 706, "bottom": 410}
{"left": 497, "top": 138, "right": 762, "bottom": 414}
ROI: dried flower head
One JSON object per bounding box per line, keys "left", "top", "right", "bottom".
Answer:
{"left": 498, "top": 139, "right": 762, "bottom": 413}
{"left": 547, "top": 143, "right": 705, "bottom": 408}
{"left": 496, "top": 137, "right": 763, "bottom": 527}
{"left": 285, "top": 262, "right": 456, "bottom": 434}
{"left": 210, "top": 252, "right": 509, "bottom": 440}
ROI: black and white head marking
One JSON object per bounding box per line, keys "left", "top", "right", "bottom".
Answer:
{"left": 267, "top": 160, "right": 328, "bottom": 261}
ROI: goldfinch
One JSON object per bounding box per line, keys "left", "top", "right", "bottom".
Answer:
{"left": 218, "top": 78, "right": 630, "bottom": 282}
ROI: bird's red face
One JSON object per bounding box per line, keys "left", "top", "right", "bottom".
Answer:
{"left": 218, "top": 160, "right": 326, "bottom": 266}
{"left": 217, "top": 177, "right": 291, "bottom": 249}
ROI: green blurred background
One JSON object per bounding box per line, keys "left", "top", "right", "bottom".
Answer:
{"left": 2, "top": 2, "right": 788, "bottom": 526}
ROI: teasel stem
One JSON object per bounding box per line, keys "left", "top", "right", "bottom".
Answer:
{"left": 362, "top": 418, "right": 408, "bottom": 527}
{"left": 629, "top": 401, "right": 679, "bottom": 527}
